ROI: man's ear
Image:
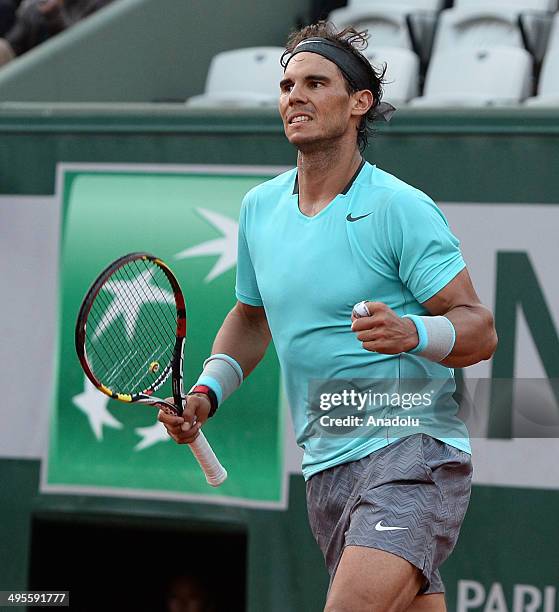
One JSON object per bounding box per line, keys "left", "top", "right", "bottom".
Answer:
{"left": 352, "top": 89, "right": 374, "bottom": 117}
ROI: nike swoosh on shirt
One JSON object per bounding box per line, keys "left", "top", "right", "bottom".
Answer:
{"left": 346, "top": 212, "right": 373, "bottom": 222}
{"left": 374, "top": 521, "right": 409, "bottom": 532}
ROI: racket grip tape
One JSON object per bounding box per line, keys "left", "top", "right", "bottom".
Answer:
{"left": 188, "top": 431, "right": 228, "bottom": 486}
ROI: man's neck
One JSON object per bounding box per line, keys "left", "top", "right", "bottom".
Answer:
{"left": 296, "top": 142, "right": 363, "bottom": 217}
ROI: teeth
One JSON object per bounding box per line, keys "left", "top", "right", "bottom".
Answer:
{"left": 291, "top": 116, "right": 310, "bottom": 124}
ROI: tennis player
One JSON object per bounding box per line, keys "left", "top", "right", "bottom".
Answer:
{"left": 159, "top": 21, "right": 497, "bottom": 612}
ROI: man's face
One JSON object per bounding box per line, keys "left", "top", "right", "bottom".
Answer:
{"left": 279, "top": 51, "right": 357, "bottom": 151}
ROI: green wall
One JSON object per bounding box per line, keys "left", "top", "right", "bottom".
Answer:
{"left": 0, "top": 0, "right": 310, "bottom": 102}
{"left": 1, "top": 105, "right": 558, "bottom": 199}
{"left": 1, "top": 106, "right": 559, "bottom": 611}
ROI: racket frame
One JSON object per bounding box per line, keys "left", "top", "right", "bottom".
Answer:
{"left": 75, "top": 252, "right": 186, "bottom": 414}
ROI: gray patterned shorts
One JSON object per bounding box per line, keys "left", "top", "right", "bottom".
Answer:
{"left": 306, "top": 434, "right": 473, "bottom": 594}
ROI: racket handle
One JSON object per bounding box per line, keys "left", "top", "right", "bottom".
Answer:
{"left": 188, "top": 431, "right": 228, "bottom": 487}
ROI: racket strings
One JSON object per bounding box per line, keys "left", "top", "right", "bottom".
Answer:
{"left": 86, "top": 294, "right": 133, "bottom": 382}
{"left": 85, "top": 259, "right": 178, "bottom": 395}
{"left": 131, "top": 259, "right": 177, "bottom": 334}
{"left": 87, "top": 294, "right": 171, "bottom": 392}
{"left": 88, "top": 285, "right": 174, "bottom": 391}
{"left": 111, "top": 261, "right": 174, "bottom": 352}
{"left": 111, "top": 261, "right": 176, "bottom": 349}
{"left": 108, "top": 260, "right": 176, "bottom": 370}
{"left": 89, "top": 289, "right": 141, "bottom": 366}
{"left": 116, "top": 261, "right": 174, "bottom": 348}
{"left": 88, "top": 281, "right": 164, "bottom": 384}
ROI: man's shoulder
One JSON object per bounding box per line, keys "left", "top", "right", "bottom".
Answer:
{"left": 358, "top": 165, "right": 441, "bottom": 217}
{"left": 243, "top": 167, "right": 297, "bottom": 204}
{"left": 360, "top": 164, "right": 426, "bottom": 201}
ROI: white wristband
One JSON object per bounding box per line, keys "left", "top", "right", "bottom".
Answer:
{"left": 402, "top": 315, "right": 456, "bottom": 363}
{"left": 193, "top": 353, "right": 243, "bottom": 406}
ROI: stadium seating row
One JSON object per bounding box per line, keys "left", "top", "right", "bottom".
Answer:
{"left": 330, "top": 4, "right": 556, "bottom": 60}
{"left": 186, "top": 10, "right": 559, "bottom": 109}
{"left": 329, "top": 0, "right": 558, "bottom": 67}
{"left": 343, "top": 0, "right": 557, "bottom": 12}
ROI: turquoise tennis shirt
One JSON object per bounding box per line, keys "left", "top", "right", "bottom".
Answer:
{"left": 236, "top": 161, "right": 470, "bottom": 480}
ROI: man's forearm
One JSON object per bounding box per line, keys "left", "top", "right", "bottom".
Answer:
{"left": 211, "top": 303, "right": 272, "bottom": 377}
{"left": 440, "top": 304, "right": 497, "bottom": 368}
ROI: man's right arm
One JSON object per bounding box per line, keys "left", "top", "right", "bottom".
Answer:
{"left": 210, "top": 301, "right": 271, "bottom": 377}
{"left": 158, "top": 301, "right": 271, "bottom": 443}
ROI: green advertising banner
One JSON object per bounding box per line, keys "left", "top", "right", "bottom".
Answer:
{"left": 45, "top": 165, "right": 287, "bottom": 506}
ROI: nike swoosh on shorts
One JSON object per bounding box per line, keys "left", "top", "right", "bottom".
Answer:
{"left": 374, "top": 521, "right": 409, "bottom": 532}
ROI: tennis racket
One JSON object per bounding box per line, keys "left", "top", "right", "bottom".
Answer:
{"left": 75, "top": 252, "right": 227, "bottom": 487}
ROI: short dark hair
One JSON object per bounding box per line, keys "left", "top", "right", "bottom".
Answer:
{"left": 281, "top": 21, "right": 387, "bottom": 152}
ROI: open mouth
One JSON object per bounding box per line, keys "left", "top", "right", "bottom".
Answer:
{"left": 288, "top": 114, "right": 312, "bottom": 125}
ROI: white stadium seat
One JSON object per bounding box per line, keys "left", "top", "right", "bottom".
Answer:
{"left": 412, "top": 47, "right": 532, "bottom": 107}
{"left": 329, "top": 7, "right": 413, "bottom": 49}
{"left": 454, "top": 0, "right": 557, "bottom": 10}
{"left": 432, "top": 7, "right": 525, "bottom": 56}
{"left": 545, "top": 11, "right": 559, "bottom": 51}
{"left": 186, "top": 47, "right": 284, "bottom": 109}
{"left": 363, "top": 47, "right": 420, "bottom": 105}
{"left": 347, "top": 0, "right": 445, "bottom": 10}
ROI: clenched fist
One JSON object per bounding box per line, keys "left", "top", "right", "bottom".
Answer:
{"left": 351, "top": 301, "right": 419, "bottom": 354}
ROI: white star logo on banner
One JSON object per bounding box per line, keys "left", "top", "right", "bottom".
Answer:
{"left": 174, "top": 208, "right": 238, "bottom": 282}
{"left": 73, "top": 376, "right": 123, "bottom": 441}
{"left": 93, "top": 267, "right": 174, "bottom": 341}
{"left": 134, "top": 421, "right": 170, "bottom": 451}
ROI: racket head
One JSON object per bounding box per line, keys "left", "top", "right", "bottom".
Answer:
{"left": 75, "top": 252, "right": 186, "bottom": 413}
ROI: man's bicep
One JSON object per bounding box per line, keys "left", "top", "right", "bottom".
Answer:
{"left": 421, "top": 268, "right": 482, "bottom": 316}
{"left": 236, "top": 300, "right": 267, "bottom": 322}
{"left": 234, "top": 300, "right": 271, "bottom": 337}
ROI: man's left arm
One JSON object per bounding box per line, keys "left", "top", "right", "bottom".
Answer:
{"left": 352, "top": 268, "right": 497, "bottom": 367}
{"left": 420, "top": 268, "right": 497, "bottom": 367}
